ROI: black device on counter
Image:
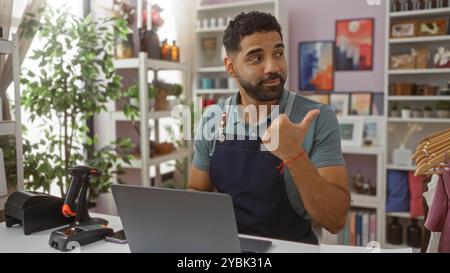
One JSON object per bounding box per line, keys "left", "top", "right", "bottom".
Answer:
{"left": 5, "top": 191, "right": 74, "bottom": 235}
{"left": 48, "top": 166, "right": 113, "bottom": 251}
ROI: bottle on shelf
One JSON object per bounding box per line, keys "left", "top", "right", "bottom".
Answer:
{"left": 388, "top": 217, "right": 403, "bottom": 245}
{"left": 171, "top": 40, "right": 180, "bottom": 62}
{"left": 160, "top": 39, "right": 171, "bottom": 61}
{"left": 141, "top": 28, "right": 161, "bottom": 60}
{"left": 407, "top": 219, "right": 422, "bottom": 248}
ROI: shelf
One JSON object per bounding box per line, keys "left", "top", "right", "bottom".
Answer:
{"left": 389, "top": 35, "right": 450, "bottom": 44}
{"left": 111, "top": 111, "right": 174, "bottom": 121}
{"left": 384, "top": 243, "right": 419, "bottom": 253}
{"left": 194, "top": 89, "right": 237, "bottom": 95}
{"left": 388, "top": 117, "right": 450, "bottom": 123}
{"left": 342, "top": 146, "right": 384, "bottom": 155}
{"left": 388, "top": 96, "right": 450, "bottom": 101}
{"left": 113, "top": 58, "right": 188, "bottom": 71}
{"left": 351, "top": 194, "right": 383, "bottom": 209}
{"left": 197, "top": 66, "right": 226, "bottom": 73}
{"left": 390, "top": 7, "right": 450, "bottom": 18}
{"left": 389, "top": 68, "right": 450, "bottom": 75}
{"left": 122, "top": 148, "right": 190, "bottom": 169}
{"left": 195, "top": 27, "right": 226, "bottom": 33}
{"left": 0, "top": 122, "right": 15, "bottom": 136}
{"left": 0, "top": 39, "right": 12, "bottom": 54}
{"left": 386, "top": 212, "right": 424, "bottom": 220}
{"left": 387, "top": 164, "right": 416, "bottom": 171}
{"left": 197, "top": 0, "right": 274, "bottom": 11}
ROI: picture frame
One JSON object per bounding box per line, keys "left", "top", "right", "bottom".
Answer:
{"left": 299, "top": 41, "right": 335, "bottom": 91}
{"left": 335, "top": 18, "right": 374, "bottom": 71}
{"left": 417, "top": 19, "right": 448, "bottom": 36}
{"left": 390, "top": 20, "right": 418, "bottom": 38}
{"left": 363, "top": 116, "right": 384, "bottom": 147}
{"left": 338, "top": 116, "right": 364, "bottom": 147}
{"left": 371, "top": 92, "right": 384, "bottom": 116}
{"left": 350, "top": 92, "right": 373, "bottom": 116}
{"left": 330, "top": 93, "right": 350, "bottom": 117}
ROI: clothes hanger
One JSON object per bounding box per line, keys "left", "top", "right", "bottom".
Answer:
{"left": 413, "top": 140, "right": 450, "bottom": 165}
{"left": 412, "top": 129, "right": 450, "bottom": 160}
{"left": 415, "top": 129, "right": 450, "bottom": 150}
{"left": 415, "top": 150, "right": 449, "bottom": 176}
{"left": 413, "top": 133, "right": 450, "bottom": 160}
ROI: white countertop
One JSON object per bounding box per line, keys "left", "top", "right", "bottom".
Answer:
{"left": 0, "top": 213, "right": 320, "bottom": 253}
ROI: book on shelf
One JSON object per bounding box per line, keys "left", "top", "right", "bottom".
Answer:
{"left": 338, "top": 209, "right": 377, "bottom": 247}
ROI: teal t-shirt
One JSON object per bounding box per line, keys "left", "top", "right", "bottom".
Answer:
{"left": 193, "top": 89, "right": 346, "bottom": 171}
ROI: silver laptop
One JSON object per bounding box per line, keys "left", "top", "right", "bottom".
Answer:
{"left": 111, "top": 184, "right": 272, "bottom": 253}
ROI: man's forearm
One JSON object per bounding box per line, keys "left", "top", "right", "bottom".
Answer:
{"left": 287, "top": 156, "right": 350, "bottom": 234}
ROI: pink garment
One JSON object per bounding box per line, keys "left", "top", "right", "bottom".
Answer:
{"left": 424, "top": 159, "right": 450, "bottom": 253}
{"left": 409, "top": 172, "right": 425, "bottom": 218}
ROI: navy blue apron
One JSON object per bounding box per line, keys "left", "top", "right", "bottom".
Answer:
{"left": 209, "top": 95, "right": 318, "bottom": 245}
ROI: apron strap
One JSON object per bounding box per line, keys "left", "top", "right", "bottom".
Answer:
{"left": 209, "top": 96, "right": 233, "bottom": 157}
{"left": 283, "top": 91, "right": 312, "bottom": 220}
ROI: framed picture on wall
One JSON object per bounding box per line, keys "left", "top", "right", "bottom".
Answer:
{"left": 363, "top": 117, "right": 384, "bottom": 147}
{"left": 371, "top": 92, "right": 384, "bottom": 116}
{"left": 350, "top": 92, "right": 373, "bottom": 116}
{"left": 330, "top": 93, "right": 350, "bottom": 117}
{"left": 337, "top": 117, "right": 363, "bottom": 146}
{"left": 298, "top": 41, "right": 334, "bottom": 91}
{"left": 335, "top": 18, "right": 374, "bottom": 71}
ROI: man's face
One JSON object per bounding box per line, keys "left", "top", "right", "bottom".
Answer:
{"left": 225, "top": 31, "right": 287, "bottom": 102}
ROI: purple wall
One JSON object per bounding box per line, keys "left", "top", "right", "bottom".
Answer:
{"left": 201, "top": 0, "right": 386, "bottom": 92}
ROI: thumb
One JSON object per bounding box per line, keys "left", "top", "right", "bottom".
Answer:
{"left": 296, "top": 109, "right": 320, "bottom": 130}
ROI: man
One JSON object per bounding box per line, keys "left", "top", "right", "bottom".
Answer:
{"left": 188, "top": 11, "right": 349, "bottom": 244}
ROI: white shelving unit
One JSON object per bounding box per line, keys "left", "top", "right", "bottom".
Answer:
{"left": 194, "top": 0, "right": 289, "bottom": 103}
{"left": 384, "top": 1, "right": 450, "bottom": 250}
{"left": 389, "top": 35, "right": 450, "bottom": 44}
{"left": 0, "top": 35, "right": 24, "bottom": 210}
{"left": 96, "top": 53, "right": 192, "bottom": 189}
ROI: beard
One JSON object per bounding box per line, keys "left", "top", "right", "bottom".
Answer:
{"left": 236, "top": 71, "right": 286, "bottom": 102}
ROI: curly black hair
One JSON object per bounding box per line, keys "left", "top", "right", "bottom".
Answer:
{"left": 223, "top": 11, "right": 283, "bottom": 55}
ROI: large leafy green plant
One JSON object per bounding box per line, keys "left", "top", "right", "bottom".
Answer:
{"left": 19, "top": 6, "right": 133, "bottom": 201}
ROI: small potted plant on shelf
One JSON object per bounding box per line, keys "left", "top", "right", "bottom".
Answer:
{"left": 423, "top": 105, "right": 434, "bottom": 118}
{"left": 390, "top": 102, "right": 400, "bottom": 117}
{"left": 401, "top": 106, "right": 411, "bottom": 119}
{"left": 436, "top": 101, "right": 450, "bottom": 118}
{"left": 153, "top": 80, "right": 183, "bottom": 111}
{"left": 123, "top": 83, "right": 156, "bottom": 112}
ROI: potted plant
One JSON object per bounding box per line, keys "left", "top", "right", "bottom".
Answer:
{"left": 19, "top": 6, "right": 134, "bottom": 203}
{"left": 390, "top": 102, "right": 400, "bottom": 117}
{"left": 112, "top": 0, "right": 136, "bottom": 59}
{"left": 153, "top": 80, "right": 182, "bottom": 111}
{"left": 412, "top": 108, "right": 423, "bottom": 118}
{"left": 401, "top": 106, "right": 411, "bottom": 119}
{"left": 423, "top": 106, "right": 433, "bottom": 118}
{"left": 436, "top": 101, "right": 450, "bottom": 118}
{"left": 123, "top": 83, "right": 156, "bottom": 112}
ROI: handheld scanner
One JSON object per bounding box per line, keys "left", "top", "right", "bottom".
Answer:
{"left": 62, "top": 166, "right": 100, "bottom": 217}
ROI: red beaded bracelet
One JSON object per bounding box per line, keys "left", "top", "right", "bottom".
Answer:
{"left": 276, "top": 150, "right": 306, "bottom": 174}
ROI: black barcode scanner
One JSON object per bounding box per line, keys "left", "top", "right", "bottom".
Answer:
{"left": 49, "top": 166, "right": 113, "bottom": 251}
